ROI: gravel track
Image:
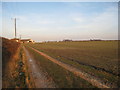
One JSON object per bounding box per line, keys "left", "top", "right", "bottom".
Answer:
{"left": 23, "top": 46, "right": 56, "bottom": 88}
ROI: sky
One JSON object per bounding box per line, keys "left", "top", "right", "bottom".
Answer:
{"left": 2, "top": 2, "right": 118, "bottom": 42}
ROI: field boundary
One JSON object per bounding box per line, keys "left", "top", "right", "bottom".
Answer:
{"left": 28, "top": 46, "right": 113, "bottom": 88}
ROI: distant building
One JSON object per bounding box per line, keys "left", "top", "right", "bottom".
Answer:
{"left": 21, "top": 39, "right": 35, "bottom": 43}
{"left": 90, "top": 39, "right": 102, "bottom": 41}
{"left": 63, "top": 39, "right": 72, "bottom": 42}
{"left": 11, "top": 38, "right": 20, "bottom": 42}
{"left": 11, "top": 38, "right": 35, "bottom": 43}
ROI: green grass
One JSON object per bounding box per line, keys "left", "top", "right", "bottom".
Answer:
{"left": 25, "top": 41, "right": 119, "bottom": 87}
{"left": 25, "top": 46, "right": 96, "bottom": 88}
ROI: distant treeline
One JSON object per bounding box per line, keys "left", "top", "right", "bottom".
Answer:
{"left": 40, "top": 39, "right": 119, "bottom": 43}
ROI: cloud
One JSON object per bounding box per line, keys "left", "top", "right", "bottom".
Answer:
{"left": 71, "top": 7, "right": 118, "bottom": 39}
{"left": 16, "top": 15, "right": 28, "bottom": 22}
{"left": 72, "top": 17, "right": 84, "bottom": 23}
{"left": 65, "top": 2, "right": 81, "bottom": 7}
{"left": 37, "top": 20, "right": 55, "bottom": 24}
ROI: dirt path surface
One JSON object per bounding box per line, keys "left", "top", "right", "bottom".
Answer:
{"left": 29, "top": 47, "right": 113, "bottom": 88}
{"left": 23, "top": 46, "right": 56, "bottom": 88}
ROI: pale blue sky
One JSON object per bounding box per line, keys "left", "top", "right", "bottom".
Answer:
{"left": 2, "top": 2, "right": 118, "bottom": 42}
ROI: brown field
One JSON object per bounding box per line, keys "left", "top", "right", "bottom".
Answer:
{"left": 25, "top": 40, "right": 119, "bottom": 87}
{"left": 2, "top": 38, "right": 119, "bottom": 88}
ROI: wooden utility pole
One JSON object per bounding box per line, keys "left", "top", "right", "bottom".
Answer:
{"left": 15, "top": 18, "right": 17, "bottom": 38}
{"left": 12, "top": 18, "right": 18, "bottom": 39}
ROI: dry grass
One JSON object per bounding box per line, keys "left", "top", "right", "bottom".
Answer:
{"left": 2, "top": 37, "right": 20, "bottom": 70}
{"left": 2, "top": 37, "right": 28, "bottom": 88}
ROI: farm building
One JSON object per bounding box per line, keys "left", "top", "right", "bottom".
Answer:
{"left": 63, "top": 39, "right": 73, "bottom": 42}
{"left": 21, "top": 39, "right": 35, "bottom": 43}
{"left": 90, "top": 39, "right": 102, "bottom": 41}
{"left": 11, "top": 38, "right": 20, "bottom": 42}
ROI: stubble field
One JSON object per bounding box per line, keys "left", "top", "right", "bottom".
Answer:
{"left": 25, "top": 40, "right": 119, "bottom": 87}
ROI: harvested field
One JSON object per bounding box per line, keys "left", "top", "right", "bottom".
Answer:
{"left": 25, "top": 46, "right": 96, "bottom": 88}
{"left": 25, "top": 41, "right": 119, "bottom": 87}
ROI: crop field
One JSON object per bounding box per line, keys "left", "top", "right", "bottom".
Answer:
{"left": 25, "top": 46, "right": 96, "bottom": 88}
{"left": 25, "top": 40, "right": 119, "bottom": 87}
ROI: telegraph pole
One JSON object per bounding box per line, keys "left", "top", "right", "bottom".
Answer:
{"left": 12, "top": 18, "right": 18, "bottom": 39}
{"left": 15, "top": 18, "right": 17, "bottom": 38}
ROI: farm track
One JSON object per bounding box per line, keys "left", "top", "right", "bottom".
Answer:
{"left": 23, "top": 46, "right": 56, "bottom": 88}
{"left": 28, "top": 46, "right": 114, "bottom": 88}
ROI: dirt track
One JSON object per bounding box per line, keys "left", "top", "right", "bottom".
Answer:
{"left": 23, "top": 46, "right": 56, "bottom": 88}
{"left": 28, "top": 46, "right": 114, "bottom": 88}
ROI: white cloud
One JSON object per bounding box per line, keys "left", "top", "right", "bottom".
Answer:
{"left": 37, "top": 20, "right": 55, "bottom": 24}
{"left": 65, "top": 2, "right": 81, "bottom": 7}
{"left": 72, "top": 17, "right": 84, "bottom": 23}
{"left": 16, "top": 15, "right": 28, "bottom": 22}
{"left": 71, "top": 7, "right": 118, "bottom": 40}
